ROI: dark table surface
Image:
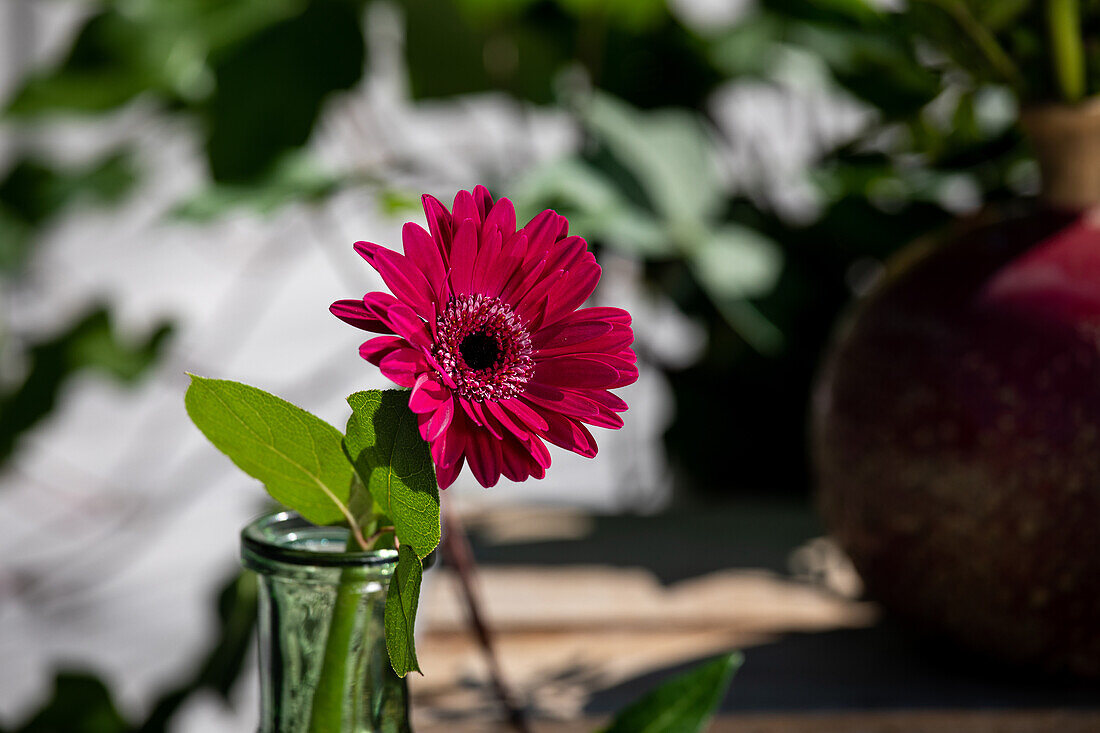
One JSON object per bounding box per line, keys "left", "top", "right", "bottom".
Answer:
{"left": 461, "top": 501, "right": 1100, "bottom": 715}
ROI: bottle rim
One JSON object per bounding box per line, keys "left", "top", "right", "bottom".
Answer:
{"left": 240, "top": 510, "right": 399, "bottom": 568}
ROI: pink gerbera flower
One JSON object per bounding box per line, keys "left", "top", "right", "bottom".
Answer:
{"left": 331, "top": 186, "right": 637, "bottom": 488}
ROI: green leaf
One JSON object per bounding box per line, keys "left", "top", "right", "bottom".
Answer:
{"left": 601, "top": 652, "right": 742, "bottom": 733}
{"left": 384, "top": 544, "right": 423, "bottom": 677}
{"left": 343, "top": 390, "right": 440, "bottom": 558}
{"left": 184, "top": 376, "right": 355, "bottom": 525}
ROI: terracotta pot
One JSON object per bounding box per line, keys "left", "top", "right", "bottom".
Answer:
{"left": 812, "top": 103, "right": 1100, "bottom": 676}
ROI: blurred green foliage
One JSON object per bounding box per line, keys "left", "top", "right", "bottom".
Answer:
{"left": 2, "top": 0, "right": 1045, "bottom": 503}
{"left": 7, "top": 0, "right": 367, "bottom": 182}
{"left": 0, "top": 151, "right": 138, "bottom": 271}
{"left": 0, "top": 308, "right": 173, "bottom": 467}
{"left": 398, "top": 0, "right": 723, "bottom": 108}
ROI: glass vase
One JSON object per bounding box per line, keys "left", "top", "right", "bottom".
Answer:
{"left": 241, "top": 511, "right": 412, "bottom": 732}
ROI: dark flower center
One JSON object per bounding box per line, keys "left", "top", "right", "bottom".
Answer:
{"left": 459, "top": 331, "right": 501, "bottom": 370}
{"left": 434, "top": 294, "right": 534, "bottom": 402}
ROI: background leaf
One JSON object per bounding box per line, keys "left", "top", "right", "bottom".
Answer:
{"left": 0, "top": 308, "right": 172, "bottom": 469}
{"left": 343, "top": 390, "right": 440, "bottom": 558}
{"left": 184, "top": 376, "right": 354, "bottom": 525}
{"left": 384, "top": 544, "right": 423, "bottom": 677}
{"left": 204, "top": 0, "right": 365, "bottom": 181}
{"left": 584, "top": 92, "right": 724, "bottom": 227}
{"left": 0, "top": 673, "right": 130, "bottom": 733}
{"left": 170, "top": 153, "right": 346, "bottom": 220}
{"left": 0, "top": 152, "right": 139, "bottom": 272}
{"left": 601, "top": 652, "right": 742, "bottom": 733}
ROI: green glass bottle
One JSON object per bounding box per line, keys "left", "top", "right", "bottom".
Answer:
{"left": 241, "top": 512, "right": 411, "bottom": 733}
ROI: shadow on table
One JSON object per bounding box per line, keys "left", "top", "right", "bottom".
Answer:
{"left": 585, "top": 621, "right": 1100, "bottom": 714}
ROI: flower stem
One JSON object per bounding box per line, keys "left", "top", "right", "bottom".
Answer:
{"left": 308, "top": 570, "right": 362, "bottom": 731}
{"left": 1048, "top": 0, "right": 1086, "bottom": 102}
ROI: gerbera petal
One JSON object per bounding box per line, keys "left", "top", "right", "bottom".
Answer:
{"left": 461, "top": 399, "right": 504, "bottom": 440}
{"left": 359, "top": 242, "right": 436, "bottom": 320}
{"left": 533, "top": 356, "right": 631, "bottom": 389}
{"left": 409, "top": 373, "right": 449, "bottom": 414}
{"left": 542, "top": 236, "right": 589, "bottom": 273}
{"left": 536, "top": 325, "right": 634, "bottom": 359}
{"left": 523, "top": 209, "right": 569, "bottom": 251}
{"left": 543, "top": 263, "right": 602, "bottom": 326}
{"left": 580, "top": 388, "right": 629, "bottom": 413}
{"left": 435, "top": 455, "right": 464, "bottom": 490}
{"left": 417, "top": 391, "right": 455, "bottom": 443}
{"left": 422, "top": 194, "right": 453, "bottom": 256}
{"left": 533, "top": 320, "right": 612, "bottom": 349}
{"left": 466, "top": 432, "right": 502, "bottom": 487}
{"left": 403, "top": 222, "right": 448, "bottom": 299}
{"left": 500, "top": 397, "right": 549, "bottom": 433}
{"left": 513, "top": 269, "right": 561, "bottom": 325}
{"left": 331, "top": 299, "right": 389, "bottom": 333}
{"left": 524, "top": 384, "right": 624, "bottom": 428}
{"left": 535, "top": 409, "right": 598, "bottom": 458}
{"left": 378, "top": 348, "right": 428, "bottom": 387}
{"left": 357, "top": 292, "right": 432, "bottom": 352}
{"left": 483, "top": 196, "right": 517, "bottom": 237}
{"left": 499, "top": 436, "right": 530, "bottom": 482}
{"left": 473, "top": 184, "right": 494, "bottom": 221}
{"left": 448, "top": 219, "right": 479, "bottom": 296}
{"left": 577, "top": 352, "right": 639, "bottom": 373}
{"left": 523, "top": 432, "right": 552, "bottom": 470}
{"left": 471, "top": 228, "right": 503, "bottom": 295}
{"left": 452, "top": 189, "right": 481, "bottom": 227}
{"left": 499, "top": 255, "right": 550, "bottom": 307}
{"left": 359, "top": 335, "right": 405, "bottom": 365}
{"left": 484, "top": 400, "right": 531, "bottom": 441}
{"left": 561, "top": 306, "right": 632, "bottom": 327}
{"left": 353, "top": 239, "right": 384, "bottom": 265}
{"left": 523, "top": 383, "right": 605, "bottom": 423}
{"left": 433, "top": 415, "right": 468, "bottom": 470}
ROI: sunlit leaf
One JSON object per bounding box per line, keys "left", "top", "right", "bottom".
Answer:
{"left": 343, "top": 390, "right": 440, "bottom": 558}
{"left": 184, "top": 376, "right": 355, "bottom": 525}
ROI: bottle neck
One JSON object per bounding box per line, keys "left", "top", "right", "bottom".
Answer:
{"left": 1023, "top": 100, "right": 1100, "bottom": 211}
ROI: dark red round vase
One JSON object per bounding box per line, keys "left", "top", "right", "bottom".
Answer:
{"left": 812, "top": 199, "right": 1100, "bottom": 675}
